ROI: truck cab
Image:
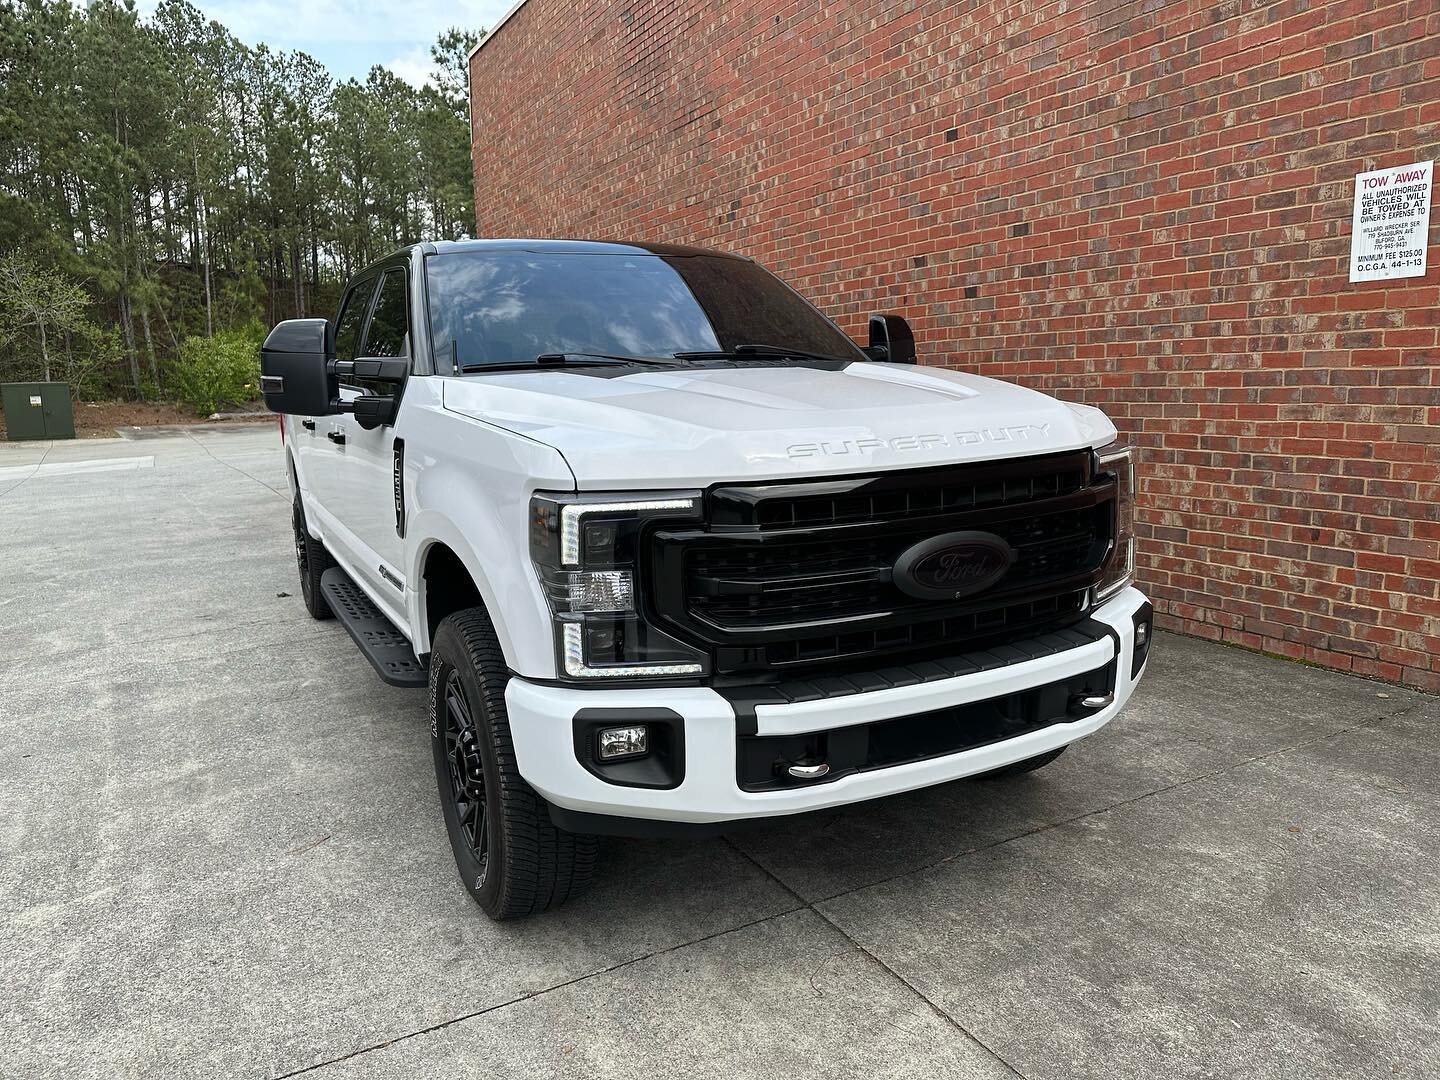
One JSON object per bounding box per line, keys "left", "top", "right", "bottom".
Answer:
{"left": 261, "top": 239, "right": 1151, "bottom": 920}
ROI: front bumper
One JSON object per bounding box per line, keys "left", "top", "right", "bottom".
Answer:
{"left": 506, "top": 586, "right": 1151, "bottom": 825}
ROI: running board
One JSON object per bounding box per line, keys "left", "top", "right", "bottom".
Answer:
{"left": 320, "top": 567, "right": 428, "bottom": 688}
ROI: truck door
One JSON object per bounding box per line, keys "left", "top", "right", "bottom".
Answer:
{"left": 325, "top": 265, "right": 409, "bottom": 612}
{"left": 300, "top": 274, "right": 375, "bottom": 531}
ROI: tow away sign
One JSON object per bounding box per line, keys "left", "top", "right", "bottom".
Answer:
{"left": 1349, "top": 160, "right": 1432, "bottom": 282}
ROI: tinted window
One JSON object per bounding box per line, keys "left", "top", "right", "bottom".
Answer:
{"left": 425, "top": 252, "right": 862, "bottom": 369}
{"left": 333, "top": 278, "right": 374, "bottom": 362}
{"left": 364, "top": 269, "right": 409, "bottom": 358}
{"left": 668, "top": 258, "right": 860, "bottom": 359}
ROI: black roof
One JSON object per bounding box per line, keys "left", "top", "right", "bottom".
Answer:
{"left": 420, "top": 238, "right": 750, "bottom": 260}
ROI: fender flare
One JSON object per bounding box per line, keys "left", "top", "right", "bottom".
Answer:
{"left": 406, "top": 511, "right": 518, "bottom": 668}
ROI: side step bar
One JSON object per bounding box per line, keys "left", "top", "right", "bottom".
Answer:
{"left": 319, "top": 567, "right": 428, "bottom": 688}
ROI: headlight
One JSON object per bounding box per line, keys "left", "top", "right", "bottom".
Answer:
{"left": 530, "top": 491, "right": 707, "bottom": 679}
{"left": 1094, "top": 440, "right": 1135, "bottom": 603}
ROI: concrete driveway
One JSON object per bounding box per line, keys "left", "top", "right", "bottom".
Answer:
{"left": 2, "top": 427, "right": 1436, "bottom": 1079}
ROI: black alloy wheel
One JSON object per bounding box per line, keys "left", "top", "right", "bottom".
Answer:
{"left": 291, "top": 493, "right": 335, "bottom": 620}
{"left": 428, "top": 609, "right": 596, "bottom": 919}
{"left": 441, "top": 668, "right": 489, "bottom": 883}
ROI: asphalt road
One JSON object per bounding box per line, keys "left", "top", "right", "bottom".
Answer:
{"left": 2, "top": 426, "right": 1436, "bottom": 1079}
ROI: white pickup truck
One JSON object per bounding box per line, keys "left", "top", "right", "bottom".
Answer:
{"left": 260, "top": 240, "right": 1152, "bottom": 919}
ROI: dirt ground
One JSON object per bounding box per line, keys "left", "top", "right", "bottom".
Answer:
{"left": 0, "top": 400, "right": 269, "bottom": 440}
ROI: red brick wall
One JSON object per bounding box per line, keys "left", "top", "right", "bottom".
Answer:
{"left": 471, "top": 0, "right": 1440, "bottom": 691}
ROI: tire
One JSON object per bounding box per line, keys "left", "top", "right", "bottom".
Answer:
{"left": 971, "top": 745, "right": 1067, "bottom": 780}
{"left": 292, "top": 493, "right": 336, "bottom": 620}
{"left": 429, "top": 608, "right": 597, "bottom": 919}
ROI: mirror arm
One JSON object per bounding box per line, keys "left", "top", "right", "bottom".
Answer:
{"left": 330, "top": 357, "right": 409, "bottom": 383}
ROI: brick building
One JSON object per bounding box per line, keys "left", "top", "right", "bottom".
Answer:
{"left": 468, "top": 0, "right": 1440, "bottom": 690}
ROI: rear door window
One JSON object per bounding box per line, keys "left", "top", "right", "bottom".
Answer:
{"left": 363, "top": 269, "right": 409, "bottom": 358}
{"left": 334, "top": 278, "right": 376, "bottom": 363}
{"left": 349, "top": 268, "right": 410, "bottom": 397}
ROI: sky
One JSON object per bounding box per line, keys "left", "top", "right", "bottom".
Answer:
{"left": 138, "top": 0, "right": 516, "bottom": 86}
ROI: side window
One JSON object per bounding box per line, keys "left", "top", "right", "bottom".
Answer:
{"left": 362, "top": 269, "right": 409, "bottom": 359}
{"left": 333, "top": 278, "right": 376, "bottom": 363}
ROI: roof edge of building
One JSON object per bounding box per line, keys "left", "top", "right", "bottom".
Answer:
{"left": 467, "top": 0, "right": 529, "bottom": 63}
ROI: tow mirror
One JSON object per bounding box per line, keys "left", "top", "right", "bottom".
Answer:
{"left": 864, "top": 314, "right": 917, "bottom": 365}
{"left": 260, "top": 319, "right": 336, "bottom": 416}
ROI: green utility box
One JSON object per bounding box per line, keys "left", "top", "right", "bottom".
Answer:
{"left": 1, "top": 383, "right": 75, "bottom": 440}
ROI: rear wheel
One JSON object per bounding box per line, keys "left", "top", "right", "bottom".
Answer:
{"left": 971, "top": 746, "right": 1067, "bottom": 780}
{"left": 429, "top": 608, "right": 596, "bottom": 919}
{"left": 292, "top": 494, "right": 335, "bottom": 620}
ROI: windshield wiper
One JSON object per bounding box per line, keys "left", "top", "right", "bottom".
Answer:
{"left": 672, "top": 344, "right": 854, "bottom": 364}
{"left": 460, "top": 352, "right": 683, "bottom": 373}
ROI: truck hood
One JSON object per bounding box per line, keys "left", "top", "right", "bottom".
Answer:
{"left": 440, "top": 362, "right": 1115, "bottom": 489}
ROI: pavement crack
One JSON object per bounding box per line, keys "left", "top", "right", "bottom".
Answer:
{"left": 720, "top": 836, "right": 1030, "bottom": 1079}
{"left": 805, "top": 699, "right": 1432, "bottom": 909}
{"left": 0, "top": 441, "right": 53, "bottom": 500}
{"left": 702, "top": 700, "right": 1435, "bottom": 1080}
{"left": 268, "top": 904, "right": 806, "bottom": 1079}
{"left": 183, "top": 429, "right": 287, "bottom": 499}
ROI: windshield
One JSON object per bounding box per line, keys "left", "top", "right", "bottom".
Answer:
{"left": 424, "top": 250, "right": 863, "bottom": 369}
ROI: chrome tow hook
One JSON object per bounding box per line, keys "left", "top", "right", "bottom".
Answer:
{"left": 1075, "top": 692, "right": 1115, "bottom": 711}
{"left": 787, "top": 762, "right": 831, "bottom": 780}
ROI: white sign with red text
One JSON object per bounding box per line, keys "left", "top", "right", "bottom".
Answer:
{"left": 1350, "top": 160, "right": 1432, "bottom": 282}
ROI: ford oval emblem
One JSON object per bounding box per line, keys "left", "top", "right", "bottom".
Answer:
{"left": 892, "top": 531, "right": 1016, "bottom": 600}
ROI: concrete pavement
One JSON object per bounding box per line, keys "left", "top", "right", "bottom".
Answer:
{"left": 1, "top": 427, "right": 1435, "bottom": 1079}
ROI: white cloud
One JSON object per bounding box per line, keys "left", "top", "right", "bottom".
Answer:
{"left": 385, "top": 45, "right": 437, "bottom": 89}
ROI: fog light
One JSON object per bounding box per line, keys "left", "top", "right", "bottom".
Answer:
{"left": 597, "top": 725, "right": 648, "bottom": 761}
{"left": 1131, "top": 602, "right": 1154, "bottom": 677}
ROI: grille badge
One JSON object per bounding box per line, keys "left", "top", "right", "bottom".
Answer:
{"left": 892, "top": 531, "right": 1016, "bottom": 600}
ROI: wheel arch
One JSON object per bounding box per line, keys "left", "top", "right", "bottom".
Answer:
{"left": 417, "top": 539, "right": 488, "bottom": 658}
{"left": 406, "top": 517, "right": 545, "bottom": 675}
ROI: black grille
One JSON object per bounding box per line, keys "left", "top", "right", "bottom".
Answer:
{"left": 736, "top": 454, "right": 1088, "bottom": 529}
{"left": 648, "top": 450, "right": 1115, "bottom": 677}
{"left": 687, "top": 504, "right": 1103, "bottom": 627}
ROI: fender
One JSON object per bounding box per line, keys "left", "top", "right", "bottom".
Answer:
{"left": 401, "top": 392, "right": 575, "bottom": 679}
{"left": 405, "top": 509, "right": 550, "bottom": 674}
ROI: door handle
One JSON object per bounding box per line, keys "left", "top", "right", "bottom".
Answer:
{"left": 327, "top": 430, "right": 346, "bottom": 445}
{"left": 301, "top": 419, "right": 315, "bottom": 431}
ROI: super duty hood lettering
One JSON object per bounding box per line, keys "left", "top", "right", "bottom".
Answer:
{"left": 787, "top": 423, "right": 1052, "bottom": 460}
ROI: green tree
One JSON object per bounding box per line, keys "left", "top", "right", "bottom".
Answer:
{"left": 0, "top": 255, "right": 92, "bottom": 383}
{"left": 0, "top": 2, "right": 487, "bottom": 403}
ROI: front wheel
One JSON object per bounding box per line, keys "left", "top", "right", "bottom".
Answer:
{"left": 292, "top": 494, "right": 336, "bottom": 620}
{"left": 429, "top": 609, "right": 596, "bottom": 919}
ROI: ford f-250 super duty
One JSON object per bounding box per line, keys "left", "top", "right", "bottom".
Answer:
{"left": 259, "top": 240, "right": 1152, "bottom": 920}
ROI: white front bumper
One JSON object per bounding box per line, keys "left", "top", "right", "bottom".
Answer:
{"left": 506, "top": 587, "right": 1151, "bottom": 824}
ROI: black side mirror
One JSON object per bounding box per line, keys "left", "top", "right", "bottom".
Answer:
{"left": 864, "top": 314, "right": 917, "bottom": 365}
{"left": 334, "top": 356, "right": 408, "bottom": 429}
{"left": 261, "top": 319, "right": 336, "bottom": 416}
{"left": 351, "top": 394, "right": 396, "bottom": 430}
